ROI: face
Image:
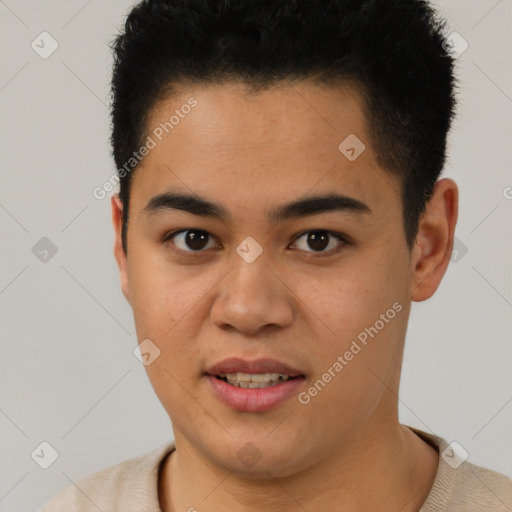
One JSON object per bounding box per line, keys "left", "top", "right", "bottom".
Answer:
{"left": 112, "top": 81, "right": 445, "bottom": 477}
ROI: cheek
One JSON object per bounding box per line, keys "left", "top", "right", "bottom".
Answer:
{"left": 127, "top": 248, "right": 195, "bottom": 331}
{"left": 289, "top": 251, "right": 408, "bottom": 401}
{"left": 127, "top": 255, "right": 209, "bottom": 413}
{"left": 291, "top": 254, "right": 406, "bottom": 342}
{"left": 127, "top": 250, "right": 216, "bottom": 374}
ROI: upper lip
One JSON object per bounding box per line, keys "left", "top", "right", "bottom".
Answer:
{"left": 206, "top": 357, "right": 304, "bottom": 377}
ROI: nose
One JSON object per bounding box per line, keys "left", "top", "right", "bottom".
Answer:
{"left": 210, "top": 252, "right": 294, "bottom": 336}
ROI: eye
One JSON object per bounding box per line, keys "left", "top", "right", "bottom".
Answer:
{"left": 163, "top": 228, "right": 348, "bottom": 257}
{"left": 290, "top": 230, "right": 347, "bottom": 255}
{"left": 164, "top": 229, "right": 218, "bottom": 253}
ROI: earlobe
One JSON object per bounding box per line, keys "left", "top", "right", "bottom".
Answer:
{"left": 111, "top": 193, "right": 131, "bottom": 304}
{"left": 410, "top": 178, "right": 458, "bottom": 302}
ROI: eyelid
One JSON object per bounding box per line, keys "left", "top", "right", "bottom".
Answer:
{"left": 163, "top": 228, "right": 349, "bottom": 256}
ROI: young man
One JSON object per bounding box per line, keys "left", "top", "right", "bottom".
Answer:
{"left": 40, "top": 0, "right": 511, "bottom": 510}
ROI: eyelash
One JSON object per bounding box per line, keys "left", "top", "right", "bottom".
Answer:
{"left": 162, "top": 229, "right": 350, "bottom": 258}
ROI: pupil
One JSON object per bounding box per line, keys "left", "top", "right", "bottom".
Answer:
{"left": 308, "top": 231, "right": 329, "bottom": 251}
{"left": 186, "top": 230, "right": 208, "bottom": 250}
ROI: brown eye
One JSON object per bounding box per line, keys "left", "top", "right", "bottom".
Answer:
{"left": 167, "top": 229, "right": 216, "bottom": 252}
{"left": 292, "top": 230, "right": 345, "bottom": 254}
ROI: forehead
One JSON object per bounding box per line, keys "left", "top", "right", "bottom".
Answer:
{"left": 130, "top": 81, "right": 400, "bottom": 219}
{"left": 146, "top": 80, "right": 368, "bottom": 158}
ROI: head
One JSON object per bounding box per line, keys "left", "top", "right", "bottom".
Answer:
{"left": 110, "top": 0, "right": 458, "bottom": 476}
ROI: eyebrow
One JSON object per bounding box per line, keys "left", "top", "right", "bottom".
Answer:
{"left": 142, "top": 189, "right": 371, "bottom": 223}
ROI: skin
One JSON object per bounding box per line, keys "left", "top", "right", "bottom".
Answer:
{"left": 111, "top": 81, "right": 458, "bottom": 511}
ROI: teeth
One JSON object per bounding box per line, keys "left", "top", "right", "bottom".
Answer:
{"left": 247, "top": 382, "right": 264, "bottom": 388}
{"left": 243, "top": 373, "right": 268, "bottom": 383}
{"left": 217, "top": 372, "right": 293, "bottom": 388}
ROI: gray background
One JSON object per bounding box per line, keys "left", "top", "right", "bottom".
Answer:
{"left": 0, "top": 1, "right": 511, "bottom": 510}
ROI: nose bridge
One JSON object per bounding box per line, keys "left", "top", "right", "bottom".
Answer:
{"left": 229, "top": 247, "right": 272, "bottom": 301}
{"left": 210, "top": 244, "right": 294, "bottom": 334}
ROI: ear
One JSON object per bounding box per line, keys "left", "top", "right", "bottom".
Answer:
{"left": 111, "top": 193, "right": 131, "bottom": 304}
{"left": 410, "top": 178, "right": 458, "bottom": 301}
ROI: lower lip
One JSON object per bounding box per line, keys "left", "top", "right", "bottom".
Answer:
{"left": 206, "top": 375, "right": 305, "bottom": 412}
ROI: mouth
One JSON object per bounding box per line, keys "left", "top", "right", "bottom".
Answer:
{"left": 205, "top": 357, "right": 306, "bottom": 412}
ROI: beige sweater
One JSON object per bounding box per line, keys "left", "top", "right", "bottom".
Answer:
{"left": 38, "top": 427, "right": 511, "bottom": 511}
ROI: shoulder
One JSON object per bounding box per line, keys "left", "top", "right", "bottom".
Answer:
{"left": 37, "top": 442, "right": 175, "bottom": 512}
{"left": 440, "top": 460, "right": 512, "bottom": 512}
{"left": 407, "top": 427, "right": 512, "bottom": 512}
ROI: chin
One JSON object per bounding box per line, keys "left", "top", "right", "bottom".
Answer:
{"left": 205, "top": 435, "right": 316, "bottom": 479}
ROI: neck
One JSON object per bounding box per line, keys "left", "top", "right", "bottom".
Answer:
{"left": 159, "top": 420, "right": 439, "bottom": 512}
